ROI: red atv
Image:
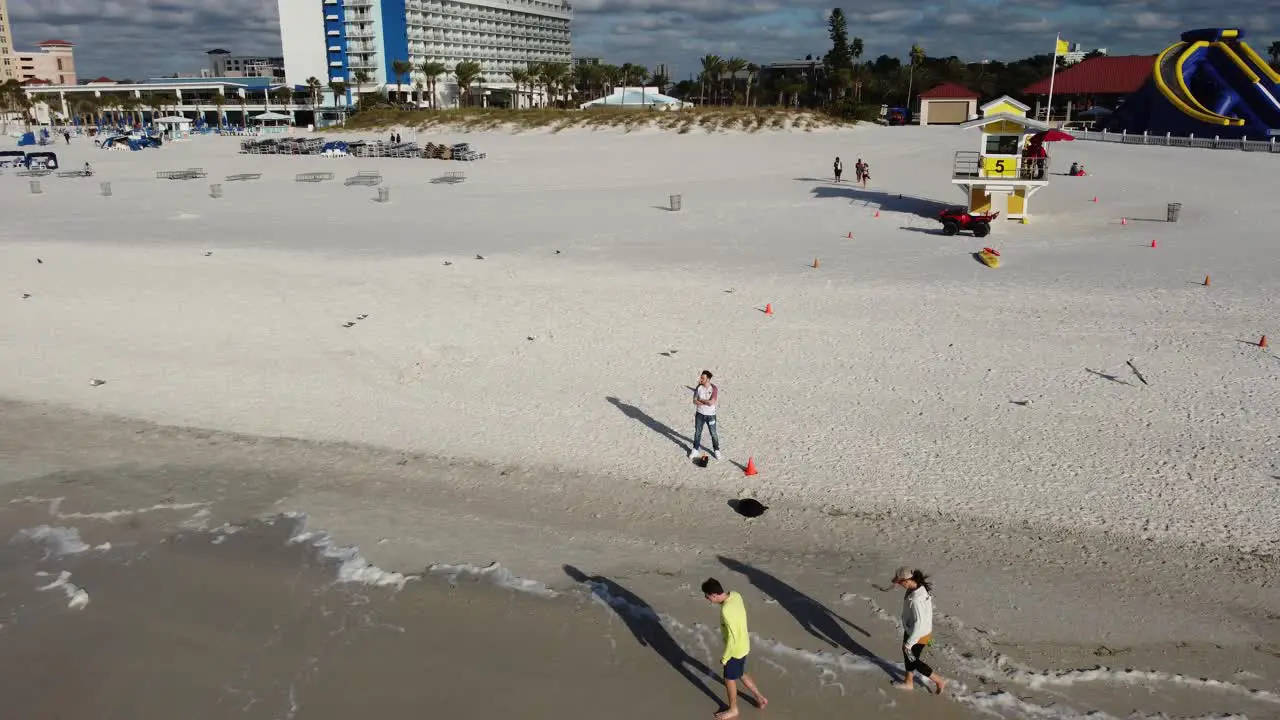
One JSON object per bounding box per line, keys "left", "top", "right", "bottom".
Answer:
{"left": 939, "top": 208, "right": 998, "bottom": 238}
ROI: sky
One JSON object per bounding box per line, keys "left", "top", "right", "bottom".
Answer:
{"left": 7, "top": 0, "right": 1279, "bottom": 82}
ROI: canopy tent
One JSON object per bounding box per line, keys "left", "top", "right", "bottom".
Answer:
{"left": 154, "top": 115, "right": 193, "bottom": 140}
{"left": 250, "top": 111, "right": 292, "bottom": 122}
{"left": 580, "top": 87, "right": 692, "bottom": 110}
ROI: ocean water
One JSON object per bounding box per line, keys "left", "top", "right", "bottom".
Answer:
{"left": 2, "top": 504, "right": 1275, "bottom": 720}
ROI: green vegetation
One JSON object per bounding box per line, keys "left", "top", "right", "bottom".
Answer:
{"left": 342, "top": 106, "right": 861, "bottom": 134}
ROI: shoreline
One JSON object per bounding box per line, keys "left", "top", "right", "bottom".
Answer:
{"left": 3, "top": 398, "right": 1278, "bottom": 719}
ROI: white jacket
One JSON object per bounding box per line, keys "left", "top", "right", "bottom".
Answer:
{"left": 902, "top": 587, "right": 933, "bottom": 647}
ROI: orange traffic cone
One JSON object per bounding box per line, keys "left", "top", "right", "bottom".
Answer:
{"left": 874, "top": 210, "right": 881, "bottom": 218}
{"left": 1203, "top": 275, "right": 1210, "bottom": 286}
{"left": 764, "top": 303, "right": 773, "bottom": 316}
{"left": 1150, "top": 239, "right": 1157, "bottom": 248}
{"left": 743, "top": 457, "right": 758, "bottom": 476}
{"left": 1092, "top": 196, "right": 1098, "bottom": 203}
{"left": 1121, "top": 217, "right": 1128, "bottom": 225}
{"left": 812, "top": 258, "right": 820, "bottom": 268}
{"left": 1261, "top": 335, "right": 1269, "bottom": 349}
{"left": 846, "top": 231, "right": 853, "bottom": 238}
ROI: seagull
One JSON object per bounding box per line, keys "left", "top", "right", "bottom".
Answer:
{"left": 203, "top": 251, "right": 213, "bottom": 257}
{"left": 89, "top": 379, "right": 106, "bottom": 387}
{"left": 443, "top": 261, "right": 453, "bottom": 266}
{"left": 343, "top": 321, "right": 355, "bottom": 328}
{"left": 555, "top": 250, "right": 561, "bottom": 254}
{"left": 37, "top": 258, "right": 43, "bottom": 264}
{"left": 357, "top": 314, "right": 368, "bottom": 320}
{"left": 475, "top": 254, "right": 485, "bottom": 260}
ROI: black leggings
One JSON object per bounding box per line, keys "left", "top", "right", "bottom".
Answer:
{"left": 903, "top": 635, "right": 934, "bottom": 678}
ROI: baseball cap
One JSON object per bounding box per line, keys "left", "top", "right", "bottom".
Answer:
{"left": 892, "top": 566, "right": 913, "bottom": 583}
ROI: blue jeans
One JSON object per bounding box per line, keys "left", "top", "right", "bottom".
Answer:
{"left": 693, "top": 413, "right": 719, "bottom": 452}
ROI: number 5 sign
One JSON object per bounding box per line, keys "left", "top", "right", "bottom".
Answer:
{"left": 983, "top": 156, "right": 1017, "bottom": 177}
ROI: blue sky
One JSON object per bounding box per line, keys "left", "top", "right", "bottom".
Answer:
{"left": 7, "top": 0, "right": 1278, "bottom": 81}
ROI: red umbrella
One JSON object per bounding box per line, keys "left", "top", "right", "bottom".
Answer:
{"left": 1029, "top": 129, "right": 1075, "bottom": 143}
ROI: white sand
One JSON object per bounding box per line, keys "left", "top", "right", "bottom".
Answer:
{"left": 2, "top": 125, "right": 1277, "bottom": 556}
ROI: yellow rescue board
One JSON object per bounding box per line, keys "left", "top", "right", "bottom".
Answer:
{"left": 979, "top": 248, "right": 1001, "bottom": 268}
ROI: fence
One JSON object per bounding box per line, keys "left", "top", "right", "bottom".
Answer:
{"left": 1073, "top": 129, "right": 1280, "bottom": 153}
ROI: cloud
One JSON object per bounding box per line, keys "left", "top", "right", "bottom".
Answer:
{"left": 7, "top": 0, "right": 1276, "bottom": 82}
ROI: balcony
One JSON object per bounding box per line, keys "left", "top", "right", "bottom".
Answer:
{"left": 952, "top": 151, "right": 1050, "bottom": 182}
{"left": 346, "top": 28, "right": 376, "bottom": 39}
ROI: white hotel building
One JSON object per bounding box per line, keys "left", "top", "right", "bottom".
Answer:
{"left": 278, "top": 0, "right": 572, "bottom": 107}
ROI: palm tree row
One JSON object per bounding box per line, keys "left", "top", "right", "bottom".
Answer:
{"left": 695, "top": 55, "right": 760, "bottom": 105}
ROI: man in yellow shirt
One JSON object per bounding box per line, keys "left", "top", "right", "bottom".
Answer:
{"left": 702, "top": 578, "right": 768, "bottom": 719}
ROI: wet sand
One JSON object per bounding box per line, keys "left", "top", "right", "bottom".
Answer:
{"left": 2, "top": 399, "right": 1278, "bottom": 719}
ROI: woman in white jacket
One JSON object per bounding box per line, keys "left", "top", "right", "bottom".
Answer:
{"left": 892, "top": 566, "right": 947, "bottom": 694}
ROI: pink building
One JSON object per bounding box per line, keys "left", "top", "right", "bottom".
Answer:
{"left": 15, "top": 39, "right": 76, "bottom": 85}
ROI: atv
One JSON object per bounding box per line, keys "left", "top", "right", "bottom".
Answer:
{"left": 939, "top": 208, "right": 998, "bottom": 237}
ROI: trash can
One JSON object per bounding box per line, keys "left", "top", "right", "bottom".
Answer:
{"left": 669, "top": 194, "right": 682, "bottom": 211}
{"left": 1166, "top": 202, "right": 1181, "bottom": 222}
{"left": 377, "top": 187, "right": 390, "bottom": 203}
{"left": 29, "top": 180, "right": 42, "bottom": 194}
{"left": 210, "top": 183, "right": 223, "bottom": 199}
{"left": 100, "top": 182, "right": 112, "bottom": 197}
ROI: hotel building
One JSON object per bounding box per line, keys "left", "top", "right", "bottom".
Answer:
{"left": 278, "top": 0, "right": 572, "bottom": 106}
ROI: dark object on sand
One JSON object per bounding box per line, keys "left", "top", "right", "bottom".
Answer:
{"left": 1126, "top": 359, "right": 1149, "bottom": 386}
{"left": 693, "top": 454, "right": 710, "bottom": 468}
{"left": 732, "top": 498, "right": 768, "bottom": 518}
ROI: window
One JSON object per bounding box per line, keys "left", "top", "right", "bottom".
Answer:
{"left": 985, "top": 134, "right": 1021, "bottom": 155}
{"left": 57, "top": 59, "right": 63, "bottom": 71}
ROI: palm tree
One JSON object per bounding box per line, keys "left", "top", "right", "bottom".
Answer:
{"left": 306, "top": 77, "right": 323, "bottom": 108}
{"left": 742, "top": 63, "right": 758, "bottom": 106}
{"left": 391, "top": 59, "right": 412, "bottom": 103}
{"left": 725, "top": 57, "right": 748, "bottom": 104}
{"left": 600, "top": 64, "right": 620, "bottom": 98}
{"left": 536, "top": 62, "right": 569, "bottom": 108}
{"left": 511, "top": 67, "right": 530, "bottom": 108}
{"left": 420, "top": 61, "right": 446, "bottom": 109}
{"left": 328, "top": 80, "right": 347, "bottom": 108}
{"left": 699, "top": 55, "right": 724, "bottom": 104}
{"left": 454, "top": 61, "right": 482, "bottom": 107}
{"left": 906, "top": 43, "right": 926, "bottom": 116}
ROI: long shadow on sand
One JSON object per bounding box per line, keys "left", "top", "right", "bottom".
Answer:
{"left": 805, "top": 182, "right": 951, "bottom": 219}
{"left": 563, "top": 566, "right": 726, "bottom": 710}
{"left": 717, "top": 556, "right": 901, "bottom": 681}
{"left": 606, "top": 396, "right": 691, "bottom": 451}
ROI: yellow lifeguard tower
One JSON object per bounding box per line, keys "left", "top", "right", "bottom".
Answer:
{"left": 951, "top": 95, "right": 1051, "bottom": 222}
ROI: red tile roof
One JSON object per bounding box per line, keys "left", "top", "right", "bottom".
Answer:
{"left": 1024, "top": 55, "right": 1156, "bottom": 95}
{"left": 37, "top": 39, "right": 75, "bottom": 47}
{"left": 919, "top": 82, "right": 979, "bottom": 99}
{"left": 90, "top": 76, "right": 116, "bottom": 83}
{"left": 22, "top": 78, "right": 52, "bottom": 85}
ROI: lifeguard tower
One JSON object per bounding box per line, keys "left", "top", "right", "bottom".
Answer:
{"left": 951, "top": 96, "right": 1051, "bottom": 222}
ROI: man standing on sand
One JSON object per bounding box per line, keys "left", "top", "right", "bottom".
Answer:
{"left": 702, "top": 578, "right": 767, "bottom": 719}
{"left": 690, "top": 370, "right": 721, "bottom": 460}
{"left": 833, "top": 156, "right": 843, "bottom": 182}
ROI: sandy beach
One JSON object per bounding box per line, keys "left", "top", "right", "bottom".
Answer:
{"left": 2, "top": 124, "right": 1278, "bottom": 718}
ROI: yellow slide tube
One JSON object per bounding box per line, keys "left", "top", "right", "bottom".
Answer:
{"left": 1233, "top": 40, "right": 1280, "bottom": 85}
{"left": 1153, "top": 42, "right": 1239, "bottom": 126}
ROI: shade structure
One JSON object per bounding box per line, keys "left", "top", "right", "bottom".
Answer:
{"left": 250, "top": 111, "right": 292, "bottom": 122}
{"left": 1029, "top": 128, "right": 1076, "bottom": 143}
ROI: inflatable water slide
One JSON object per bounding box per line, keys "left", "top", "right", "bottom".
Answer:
{"left": 1110, "top": 28, "right": 1280, "bottom": 139}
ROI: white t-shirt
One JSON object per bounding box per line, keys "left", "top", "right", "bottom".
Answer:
{"left": 695, "top": 383, "right": 718, "bottom": 416}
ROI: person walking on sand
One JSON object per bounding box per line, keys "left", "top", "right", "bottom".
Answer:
{"left": 854, "top": 158, "right": 866, "bottom": 185}
{"left": 690, "top": 370, "right": 721, "bottom": 460}
{"left": 892, "top": 567, "right": 947, "bottom": 695}
{"left": 702, "top": 578, "right": 767, "bottom": 719}
{"left": 833, "top": 156, "right": 843, "bottom": 182}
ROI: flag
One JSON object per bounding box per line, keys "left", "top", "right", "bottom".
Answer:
{"left": 1055, "top": 37, "right": 1070, "bottom": 56}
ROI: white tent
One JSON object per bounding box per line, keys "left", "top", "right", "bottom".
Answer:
{"left": 154, "top": 115, "right": 193, "bottom": 140}
{"left": 580, "top": 86, "right": 692, "bottom": 111}
{"left": 250, "top": 111, "right": 292, "bottom": 122}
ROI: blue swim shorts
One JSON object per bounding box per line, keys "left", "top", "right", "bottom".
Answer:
{"left": 724, "top": 656, "right": 747, "bottom": 680}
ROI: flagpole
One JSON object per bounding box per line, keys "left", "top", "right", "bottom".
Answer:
{"left": 1046, "top": 33, "right": 1060, "bottom": 125}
